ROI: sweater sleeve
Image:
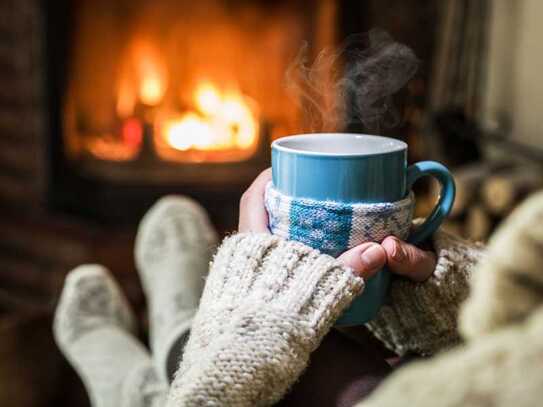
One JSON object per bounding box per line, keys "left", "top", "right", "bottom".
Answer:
{"left": 359, "top": 307, "right": 543, "bottom": 407}
{"left": 365, "top": 230, "right": 485, "bottom": 356}
{"left": 167, "top": 233, "right": 364, "bottom": 407}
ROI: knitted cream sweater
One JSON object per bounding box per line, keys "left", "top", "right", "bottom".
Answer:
{"left": 167, "top": 191, "right": 543, "bottom": 406}
{"left": 166, "top": 226, "right": 483, "bottom": 406}
{"left": 365, "top": 230, "right": 484, "bottom": 356}
{"left": 167, "top": 234, "right": 365, "bottom": 406}
{"left": 362, "top": 191, "right": 543, "bottom": 407}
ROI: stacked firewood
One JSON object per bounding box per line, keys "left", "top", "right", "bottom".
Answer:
{"left": 436, "top": 162, "right": 543, "bottom": 242}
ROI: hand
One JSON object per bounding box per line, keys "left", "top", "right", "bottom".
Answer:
{"left": 238, "top": 168, "right": 272, "bottom": 233}
{"left": 380, "top": 236, "right": 437, "bottom": 282}
{"left": 239, "top": 169, "right": 437, "bottom": 281}
{"left": 338, "top": 237, "right": 436, "bottom": 281}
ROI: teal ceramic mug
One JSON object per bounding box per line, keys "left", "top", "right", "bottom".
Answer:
{"left": 268, "top": 133, "right": 455, "bottom": 326}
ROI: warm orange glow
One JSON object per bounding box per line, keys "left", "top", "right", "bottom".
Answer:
{"left": 122, "top": 118, "right": 143, "bottom": 148}
{"left": 195, "top": 82, "right": 222, "bottom": 115}
{"left": 133, "top": 41, "right": 167, "bottom": 106}
{"left": 140, "top": 76, "right": 164, "bottom": 106}
{"left": 158, "top": 83, "right": 258, "bottom": 161}
{"left": 87, "top": 137, "right": 140, "bottom": 161}
{"left": 220, "top": 92, "right": 258, "bottom": 149}
{"left": 116, "top": 76, "right": 137, "bottom": 117}
{"left": 164, "top": 113, "right": 214, "bottom": 151}
{"left": 65, "top": 0, "right": 319, "bottom": 166}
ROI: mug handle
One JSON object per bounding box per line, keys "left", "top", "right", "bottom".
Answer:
{"left": 406, "top": 161, "right": 456, "bottom": 245}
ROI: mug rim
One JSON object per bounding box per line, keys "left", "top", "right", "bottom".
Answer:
{"left": 271, "top": 133, "right": 407, "bottom": 157}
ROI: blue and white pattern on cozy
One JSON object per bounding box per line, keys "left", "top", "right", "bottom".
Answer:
{"left": 265, "top": 182, "right": 415, "bottom": 257}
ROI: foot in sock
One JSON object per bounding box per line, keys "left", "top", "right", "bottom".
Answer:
{"left": 135, "top": 196, "right": 218, "bottom": 382}
{"left": 53, "top": 265, "right": 167, "bottom": 407}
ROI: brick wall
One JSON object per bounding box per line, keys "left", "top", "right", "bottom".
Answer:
{"left": 0, "top": 0, "right": 47, "bottom": 210}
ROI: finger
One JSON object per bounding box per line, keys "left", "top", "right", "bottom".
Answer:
{"left": 247, "top": 167, "right": 272, "bottom": 193}
{"left": 381, "top": 236, "right": 437, "bottom": 282}
{"left": 337, "top": 242, "right": 386, "bottom": 279}
{"left": 238, "top": 168, "right": 272, "bottom": 233}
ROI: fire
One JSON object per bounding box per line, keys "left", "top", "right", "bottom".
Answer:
{"left": 160, "top": 82, "right": 258, "bottom": 158}
{"left": 195, "top": 83, "right": 222, "bottom": 116}
{"left": 116, "top": 75, "right": 137, "bottom": 118}
{"left": 140, "top": 75, "right": 165, "bottom": 107}
{"left": 164, "top": 113, "right": 214, "bottom": 151}
{"left": 91, "top": 41, "right": 258, "bottom": 163}
{"left": 65, "top": 0, "right": 319, "bottom": 167}
{"left": 133, "top": 40, "right": 168, "bottom": 107}
{"left": 116, "top": 39, "right": 167, "bottom": 117}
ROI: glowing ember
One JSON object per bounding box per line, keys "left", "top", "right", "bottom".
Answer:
{"left": 122, "top": 118, "right": 143, "bottom": 148}
{"left": 87, "top": 137, "right": 140, "bottom": 161}
{"left": 160, "top": 83, "right": 258, "bottom": 157}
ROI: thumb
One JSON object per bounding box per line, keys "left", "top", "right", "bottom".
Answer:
{"left": 337, "top": 243, "right": 386, "bottom": 279}
{"left": 381, "top": 236, "right": 437, "bottom": 282}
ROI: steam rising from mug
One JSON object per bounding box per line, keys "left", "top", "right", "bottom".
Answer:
{"left": 285, "top": 29, "right": 419, "bottom": 133}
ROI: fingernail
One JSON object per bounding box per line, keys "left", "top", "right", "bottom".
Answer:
{"left": 360, "top": 244, "right": 383, "bottom": 271}
{"left": 390, "top": 238, "right": 405, "bottom": 262}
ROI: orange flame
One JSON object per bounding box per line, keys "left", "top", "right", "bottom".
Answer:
{"left": 160, "top": 82, "right": 258, "bottom": 158}
{"left": 111, "top": 43, "right": 259, "bottom": 163}
{"left": 133, "top": 40, "right": 168, "bottom": 107}
{"left": 116, "top": 39, "right": 168, "bottom": 117}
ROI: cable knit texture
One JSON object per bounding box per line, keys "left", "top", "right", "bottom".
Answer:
{"left": 365, "top": 230, "right": 485, "bottom": 356}
{"left": 167, "top": 233, "right": 364, "bottom": 406}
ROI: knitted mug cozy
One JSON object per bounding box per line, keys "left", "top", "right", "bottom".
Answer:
{"left": 265, "top": 182, "right": 415, "bottom": 257}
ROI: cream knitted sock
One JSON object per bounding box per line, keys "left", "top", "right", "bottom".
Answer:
{"left": 135, "top": 196, "right": 218, "bottom": 382}
{"left": 53, "top": 265, "right": 167, "bottom": 407}
{"left": 168, "top": 233, "right": 365, "bottom": 406}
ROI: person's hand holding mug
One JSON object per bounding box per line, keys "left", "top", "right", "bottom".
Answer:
{"left": 239, "top": 169, "right": 437, "bottom": 282}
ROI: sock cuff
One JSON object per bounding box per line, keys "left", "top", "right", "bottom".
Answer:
{"left": 154, "top": 314, "right": 194, "bottom": 384}
{"left": 121, "top": 359, "right": 169, "bottom": 407}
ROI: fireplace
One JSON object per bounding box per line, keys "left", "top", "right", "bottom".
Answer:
{"left": 44, "top": 0, "right": 340, "bottom": 227}
{"left": 0, "top": 2, "right": 441, "bottom": 404}
{"left": 41, "top": 0, "right": 439, "bottom": 229}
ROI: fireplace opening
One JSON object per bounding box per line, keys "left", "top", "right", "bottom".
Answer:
{"left": 62, "top": 0, "right": 310, "bottom": 170}
{"left": 45, "top": 0, "right": 340, "bottom": 226}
